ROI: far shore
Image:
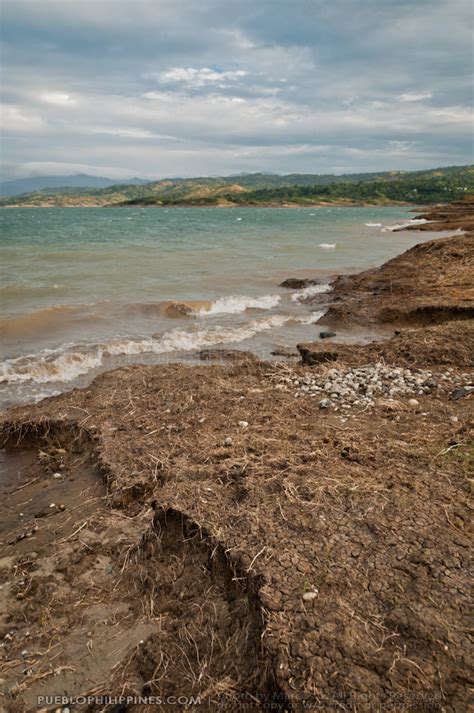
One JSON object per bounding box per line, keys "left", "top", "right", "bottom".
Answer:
{"left": 2, "top": 199, "right": 420, "bottom": 208}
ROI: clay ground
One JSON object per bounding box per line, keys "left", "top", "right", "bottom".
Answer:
{"left": 0, "top": 200, "right": 473, "bottom": 713}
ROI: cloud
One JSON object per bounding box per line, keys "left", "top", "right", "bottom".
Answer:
{"left": 1, "top": 0, "right": 472, "bottom": 179}
{"left": 39, "top": 91, "right": 77, "bottom": 106}
{"left": 399, "top": 92, "right": 433, "bottom": 102}
{"left": 156, "top": 67, "right": 248, "bottom": 89}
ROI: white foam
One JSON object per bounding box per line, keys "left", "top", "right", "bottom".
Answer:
{"left": 296, "top": 310, "right": 326, "bottom": 324}
{"left": 319, "top": 243, "right": 336, "bottom": 249}
{"left": 365, "top": 222, "right": 382, "bottom": 227}
{"left": 291, "top": 284, "right": 332, "bottom": 302}
{"left": 384, "top": 218, "right": 430, "bottom": 231}
{"left": 0, "top": 349, "right": 103, "bottom": 384}
{"left": 0, "top": 315, "right": 294, "bottom": 384}
{"left": 196, "top": 294, "right": 281, "bottom": 316}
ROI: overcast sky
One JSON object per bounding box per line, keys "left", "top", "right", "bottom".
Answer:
{"left": 1, "top": 0, "right": 473, "bottom": 180}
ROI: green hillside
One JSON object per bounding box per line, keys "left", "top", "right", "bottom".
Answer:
{"left": 1, "top": 165, "right": 472, "bottom": 207}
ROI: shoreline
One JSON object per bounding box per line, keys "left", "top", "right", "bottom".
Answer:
{"left": 0, "top": 198, "right": 472, "bottom": 711}
{"left": 2, "top": 200, "right": 421, "bottom": 208}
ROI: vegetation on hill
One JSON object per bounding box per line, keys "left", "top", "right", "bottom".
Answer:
{"left": 1, "top": 165, "right": 472, "bottom": 207}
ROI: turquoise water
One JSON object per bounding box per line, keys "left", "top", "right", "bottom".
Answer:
{"left": 0, "top": 205, "right": 441, "bottom": 407}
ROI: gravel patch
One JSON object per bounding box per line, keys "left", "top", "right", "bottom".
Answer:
{"left": 274, "top": 364, "right": 473, "bottom": 409}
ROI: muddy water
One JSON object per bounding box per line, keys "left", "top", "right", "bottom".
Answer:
{"left": 0, "top": 206, "right": 451, "bottom": 408}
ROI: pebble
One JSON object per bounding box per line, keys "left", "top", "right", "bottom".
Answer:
{"left": 277, "top": 364, "right": 472, "bottom": 411}
{"left": 450, "top": 416, "right": 459, "bottom": 423}
{"left": 223, "top": 437, "right": 233, "bottom": 447}
{"left": 52, "top": 472, "right": 62, "bottom": 479}
{"left": 302, "top": 590, "right": 318, "bottom": 602}
{"left": 238, "top": 421, "right": 249, "bottom": 428}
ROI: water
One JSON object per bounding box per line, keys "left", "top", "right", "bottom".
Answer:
{"left": 0, "top": 205, "right": 443, "bottom": 408}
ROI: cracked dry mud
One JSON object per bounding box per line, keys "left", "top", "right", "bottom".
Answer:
{"left": 0, "top": 340, "right": 472, "bottom": 712}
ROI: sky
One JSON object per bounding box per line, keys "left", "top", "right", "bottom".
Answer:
{"left": 1, "top": 0, "right": 473, "bottom": 180}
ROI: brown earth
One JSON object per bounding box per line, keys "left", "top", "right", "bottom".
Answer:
{"left": 0, "top": 200, "right": 473, "bottom": 713}
{"left": 315, "top": 197, "right": 474, "bottom": 328}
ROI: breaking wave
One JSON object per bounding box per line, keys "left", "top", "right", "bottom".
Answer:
{"left": 291, "top": 284, "right": 332, "bottom": 302}
{"left": 383, "top": 218, "right": 430, "bottom": 232}
{"left": 196, "top": 294, "right": 281, "bottom": 315}
{"left": 319, "top": 243, "right": 336, "bottom": 249}
{"left": 0, "top": 313, "right": 316, "bottom": 385}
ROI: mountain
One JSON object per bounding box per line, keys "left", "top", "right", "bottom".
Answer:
{"left": 0, "top": 174, "right": 150, "bottom": 196}
{"left": 1, "top": 165, "right": 472, "bottom": 207}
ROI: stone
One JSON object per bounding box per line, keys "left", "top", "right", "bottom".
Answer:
{"left": 302, "top": 590, "right": 318, "bottom": 602}
{"left": 319, "top": 330, "right": 336, "bottom": 339}
{"left": 408, "top": 399, "right": 419, "bottom": 408}
{"left": 223, "top": 437, "right": 233, "bottom": 447}
{"left": 238, "top": 421, "right": 249, "bottom": 428}
{"left": 451, "top": 387, "right": 470, "bottom": 400}
{"left": 319, "top": 399, "right": 331, "bottom": 409}
{"left": 279, "top": 278, "right": 319, "bottom": 289}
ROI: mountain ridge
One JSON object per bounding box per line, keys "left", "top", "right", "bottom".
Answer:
{"left": 1, "top": 165, "right": 472, "bottom": 207}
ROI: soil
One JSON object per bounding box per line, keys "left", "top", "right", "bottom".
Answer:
{"left": 315, "top": 197, "right": 474, "bottom": 328}
{"left": 0, "top": 199, "right": 473, "bottom": 712}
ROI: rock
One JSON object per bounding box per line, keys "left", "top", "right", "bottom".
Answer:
{"left": 450, "top": 387, "right": 470, "bottom": 400}
{"left": 271, "top": 347, "right": 299, "bottom": 358}
{"left": 238, "top": 421, "right": 249, "bottom": 428}
{"left": 164, "top": 301, "right": 193, "bottom": 318}
{"left": 223, "top": 437, "right": 233, "bottom": 447}
{"left": 449, "top": 416, "right": 459, "bottom": 423}
{"left": 319, "top": 330, "right": 336, "bottom": 339}
{"left": 279, "top": 278, "right": 319, "bottom": 289}
{"left": 408, "top": 399, "right": 419, "bottom": 408}
{"left": 318, "top": 399, "right": 331, "bottom": 409}
{"left": 302, "top": 590, "right": 318, "bottom": 602}
{"left": 52, "top": 472, "right": 62, "bottom": 479}
{"left": 297, "top": 344, "right": 338, "bottom": 364}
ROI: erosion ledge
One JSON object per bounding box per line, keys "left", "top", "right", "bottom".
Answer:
{"left": 308, "top": 197, "right": 474, "bottom": 329}
{"left": 0, "top": 199, "right": 473, "bottom": 712}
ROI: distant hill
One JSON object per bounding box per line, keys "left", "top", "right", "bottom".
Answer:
{"left": 0, "top": 174, "right": 150, "bottom": 196}
{"left": 1, "top": 165, "right": 472, "bottom": 207}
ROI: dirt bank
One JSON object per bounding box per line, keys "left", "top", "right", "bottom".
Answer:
{"left": 0, "top": 200, "right": 473, "bottom": 712}
{"left": 314, "top": 197, "right": 474, "bottom": 328}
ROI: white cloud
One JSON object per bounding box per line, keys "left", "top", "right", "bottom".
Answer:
{"left": 39, "top": 91, "right": 77, "bottom": 106}
{"left": 1, "top": 104, "right": 45, "bottom": 132}
{"left": 399, "top": 91, "right": 433, "bottom": 102}
{"left": 91, "top": 127, "right": 176, "bottom": 140}
{"left": 156, "top": 67, "right": 248, "bottom": 88}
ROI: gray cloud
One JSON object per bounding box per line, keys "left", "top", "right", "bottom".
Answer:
{"left": 1, "top": 0, "right": 473, "bottom": 179}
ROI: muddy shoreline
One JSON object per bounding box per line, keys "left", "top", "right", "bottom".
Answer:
{"left": 0, "top": 198, "right": 473, "bottom": 712}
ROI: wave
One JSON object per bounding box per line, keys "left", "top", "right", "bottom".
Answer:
{"left": 0, "top": 314, "right": 307, "bottom": 385}
{"left": 196, "top": 294, "right": 281, "bottom": 316}
{"left": 365, "top": 222, "right": 382, "bottom": 227}
{"left": 291, "top": 284, "right": 332, "bottom": 302}
{"left": 0, "top": 304, "right": 105, "bottom": 341}
{"left": 319, "top": 243, "right": 336, "bottom": 249}
{"left": 383, "top": 218, "right": 430, "bottom": 232}
{"left": 0, "top": 349, "right": 104, "bottom": 385}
